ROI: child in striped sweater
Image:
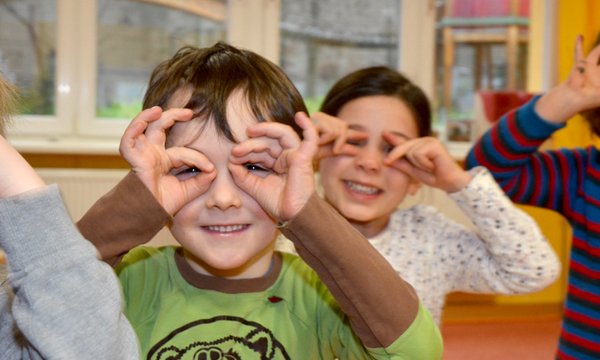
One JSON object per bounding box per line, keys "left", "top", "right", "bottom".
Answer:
{"left": 466, "top": 36, "right": 600, "bottom": 360}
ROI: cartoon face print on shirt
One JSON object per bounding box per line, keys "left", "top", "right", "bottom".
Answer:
{"left": 147, "top": 316, "right": 290, "bottom": 360}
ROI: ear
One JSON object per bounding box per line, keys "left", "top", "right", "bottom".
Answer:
{"left": 406, "top": 180, "right": 422, "bottom": 196}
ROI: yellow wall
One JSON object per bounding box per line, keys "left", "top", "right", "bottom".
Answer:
{"left": 448, "top": 1, "right": 600, "bottom": 311}
{"left": 552, "top": 0, "right": 600, "bottom": 148}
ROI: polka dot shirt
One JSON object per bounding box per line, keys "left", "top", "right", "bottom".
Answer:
{"left": 277, "top": 167, "right": 560, "bottom": 324}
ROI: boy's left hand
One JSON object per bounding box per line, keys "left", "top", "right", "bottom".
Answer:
{"left": 383, "top": 134, "right": 472, "bottom": 193}
{"left": 229, "top": 112, "right": 318, "bottom": 222}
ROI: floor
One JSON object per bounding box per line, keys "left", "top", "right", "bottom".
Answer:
{"left": 441, "top": 304, "right": 562, "bottom": 359}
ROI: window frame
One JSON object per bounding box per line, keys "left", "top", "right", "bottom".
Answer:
{"left": 7, "top": 0, "right": 554, "bottom": 157}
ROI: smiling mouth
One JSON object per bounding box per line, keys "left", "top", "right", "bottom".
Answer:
{"left": 203, "top": 224, "right": 249, "bottom": 233}
{"left": 344, "top": 180, "right": 381, "bottom": 195}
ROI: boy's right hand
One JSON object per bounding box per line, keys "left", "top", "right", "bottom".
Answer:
{"left": 312, "top": 112, "right": 368, "bottom": 160}
{"left": 119, "top": 107, "right": 216, "bottom": 215}
{"left": 536, "top": 35, "right": 600, "bottom": 123}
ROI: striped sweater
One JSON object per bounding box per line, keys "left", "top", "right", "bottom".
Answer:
{"left": 466, "top": 95, "right": 600, "bottom": 360}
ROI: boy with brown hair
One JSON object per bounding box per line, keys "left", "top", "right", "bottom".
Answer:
{"left": 85, "top": 42, "right": 442, "bottom": 358}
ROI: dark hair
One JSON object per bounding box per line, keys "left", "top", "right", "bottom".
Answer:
{"left": 320, "top": 66, "right": 432, "bottom": 137}
{"left": 143, "top": 42, "right": 307, "bottom": 141}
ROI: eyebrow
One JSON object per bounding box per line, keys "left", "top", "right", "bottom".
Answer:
{"left": 348, "top": 124, "right": 412, "bottom": 140}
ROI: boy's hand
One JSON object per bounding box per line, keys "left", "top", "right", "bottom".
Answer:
{"left": 119, "top": 107, "right": 216, "bottom": 215}
{"left": 536, "top": 35, "right": 600, "bottom": 123}
{"left": 312, "top": 112, "right": 368, "bottom": 160}
{"left": 229, "top": 112, "right": 318, "bottom": 221}
{"left": 0, "top": 135, "right": 45, "bottom": 198}
{"left": 383, "top": 134, "right": 471, "bottom": 193}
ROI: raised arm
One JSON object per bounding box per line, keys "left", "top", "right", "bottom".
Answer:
{"left": 438, "top": 168, "right": 560, "bottom": 294}
{"left": 78, "top": 107, "right": 215, "bottom": 265}
{"left": 466, "top": 37, "right": 600, "bottom": 212}
{"left": 0, "top": 135, "right": 139, "bottom": 359}
{"left": 230, "top": 113, "right": 442, "bottom": 357}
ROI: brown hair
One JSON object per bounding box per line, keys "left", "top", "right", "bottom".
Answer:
{"left": 143, "top": 42, "right": 307, "bottom": 141}
{"left": 0, "top": 74, "right": 18, "bottom": 136}
{"left": 320, "top": 66, "right": 432, "bottom": 137}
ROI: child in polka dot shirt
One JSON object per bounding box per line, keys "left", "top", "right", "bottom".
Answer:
{"left": 278, "top": 66, "right": 560, "bottom": 324}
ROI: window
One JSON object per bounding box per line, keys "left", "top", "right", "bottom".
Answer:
{"left": 434, "top": 0, "right": 531, "bottom": 142}
{"left": 95, "top": 0, "right": 225, "bottom": 120}
{"left": 2, "top": 0, "right": 549, "bottom": 155}
{"left": 0, "top": 0, "right": 58, "bottom": 116}
{"left": 2, "top": 0, "right": 226, "bottom": 148}
{"left": 279, "top": 0, "right": 401, "bottom": 113}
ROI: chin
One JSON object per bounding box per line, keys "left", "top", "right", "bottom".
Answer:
{"left": 342, "top": 209, "right": 377, "bottom": 223}
{"left": 205, "top": 253, "right": 251, "bottom": 270}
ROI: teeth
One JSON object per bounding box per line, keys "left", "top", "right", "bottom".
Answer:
{"left": 206, "top": 225, "right": 246, "bottom": 233}
{"left": 345, "top": 181, "right": 379, "bottom": 195}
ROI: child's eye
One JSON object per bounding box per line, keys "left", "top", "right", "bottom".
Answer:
{"left": 346, "top": 139, "right": 366, "bottom": 147}
{"left": 172, "top": 166, "right": 201, "bottom": 180}
{"left": 382, "top": 143, "right": 395, "bottom": 154}
{"left": 244, "top": 163, "right": 268, "bottom": 172}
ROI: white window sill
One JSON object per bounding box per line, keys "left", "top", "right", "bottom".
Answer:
{"left": 8, "top": 136, "right": 121, "bottom": 155}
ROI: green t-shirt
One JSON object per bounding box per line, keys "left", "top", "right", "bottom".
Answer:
{"left": 117, "top": 246, "right": 441, "bottom": 359}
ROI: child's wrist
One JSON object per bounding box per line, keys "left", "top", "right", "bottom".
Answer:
{"left": 444, "top": 173, "right": 472, "bottom": 194}
{"left": 536, "top": 84, "right": 582, "bottom": 124}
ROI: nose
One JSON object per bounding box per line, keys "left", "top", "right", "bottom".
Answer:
{"left": 205, "top": 171, "right": 242, "bottom": 210}
{"left": 354, "top": 146, "right": 383, "bottom": 173}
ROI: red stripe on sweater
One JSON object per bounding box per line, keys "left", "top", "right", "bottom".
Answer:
{"left": 571, "top": 236, "right": 600, "bottom": 257}
{"left": 506, "top": 110, "right": 541, "bottom": 147}
{"left": 560, "top": 323, "right": 600, "bottom": 351}
{"left": 490, "top": 124, "right": 521, "bottom": 162}
{"left": 569, "top": 282, "right": 600, "bottom": 303}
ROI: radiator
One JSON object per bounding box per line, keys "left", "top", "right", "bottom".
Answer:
{"left": 37, "top": 168, "right": 176, "bottom": 247}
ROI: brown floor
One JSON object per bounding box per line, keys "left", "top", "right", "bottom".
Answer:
{"left": 441, "top": 304, "right": 562, "bottom": 360}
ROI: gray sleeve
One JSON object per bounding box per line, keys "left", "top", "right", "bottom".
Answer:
{"left": 0, "top": 185, "right": 139, "bottom": 360}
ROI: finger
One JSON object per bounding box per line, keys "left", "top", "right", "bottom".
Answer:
{"left": 318, "top": 129, "right": 339, "bottom": 146}
{"left": 120, "top": 106, "right": 162, "bottom": 153}
{"left": 586, "top": 37, "right": 600, "bottom": 66}
{"left": 382, "top": 131, "right": 407, "bottom": 146}
{"left": 315, "top": 144, "right": 335, "bottom": 160}
{"left": 295, "top": 112, "right": 319, "bottom": 158}
{"left": 145, "top": 108, "right": 195, "bottom": 144}
{"left": 336, "top": 144, "right": 360, "bottom": 157}
{"left": 245, "top": 122, "right": 301, "bottom": 150}
{"left": 231, "top": 136, "right": 283, "bottom": 159}
{"left": 573, "top": 35, "right": 588, "bottom": 77}
{"left": 229, "top": 151, "right": 277, "bottom": 170}
{"left": 392, "top": 158, "right": 436, "bottom": 184}
{"left": 384, "top": 139, "right": 416, "bottom": 164}
{"left": 167, "top": 147, "right": 216, "bottom": 174}
{"left": 312, "top": 112, "right": 345, "bottom": 145}
{"left": 407, "top": 150, "right": 436, "bottom": 172}
{"left": 575, "top": 35, "right": 584, "bottom": 65}
{"left": 228, "top": 163, "right": 265, "bottom": 201}
{"left": 332, "top": 132, "right": 347, "bottom": 154}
